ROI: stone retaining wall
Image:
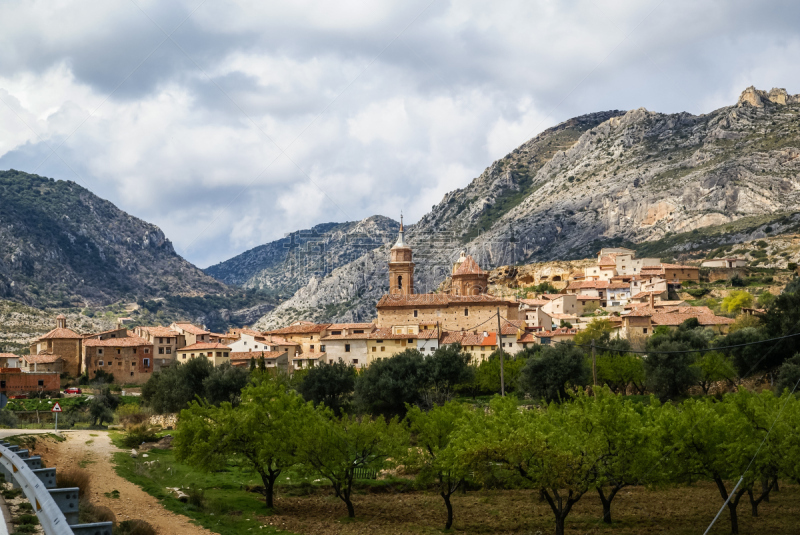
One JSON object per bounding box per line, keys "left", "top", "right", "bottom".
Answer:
{"left": 149, "top": 413, "right": 178, "bottom": 429}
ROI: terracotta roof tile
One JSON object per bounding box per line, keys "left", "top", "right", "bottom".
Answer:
{"left": 178, "top": 342, "right": 231, "bottom": 351}
{"left": 376, "top": 294, "right": 513, "bottom": 308}
{"left": 661, "top": 263, "right": 699, "bottom": 270}
{"left": 38, "top": 328, "right": 83, "bottom": 340}
{"left": 264, "top": 323, "right": 332, "bottom": 335}
{"left": 321, "top": 333, "right": 373, "bottom": 340}
{"left": 139, "top": 326, "right": 181, "bottom": 337}
{"left": 229, "top": 351, "right": 286, "bottom": 360}
{"left": 173, "top": 323, "right": 210, "bottom": 335}
{"left": 326, "top": 323, "right": 376, "bottom": 330}
{"left": 518, "top": 298, "right": 549, "bottom": 306}
{"left": 83, "top": 336, "right": 152, "bottom": 347}
{"left": 535, "top": 328, "right": 578, "bottom": 338}
{"left": 453, "top": 255, "right": 487, "bottom": 276}
{"left": 23, "top": 355, "right": 64, "bottom": 364}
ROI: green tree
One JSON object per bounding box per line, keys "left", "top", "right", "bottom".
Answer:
{"left": 574, "top": 318, "right": 616, "bottom": 346}
{"left": 693, "top": 351, "right": 737, "bottom": 394}
{"left": 518, "top": 343, "right": 589, "bottom": 402}
{"left": 298, "top": 361, "right": 356, "bottom": 415}
{"left": 174, "top": 380, "right": 312, "bottom": 509}
{"left": 89, "top": 386, "right": 120, "bottom": 426}
{"left": 355, "top": 349, "right": 427, "bottom": 416}
{"left": 775, "top": 353, "right": 800, "bottom": 394}
{"left": 405, "top": 402, "right": 470, "bottom": 529}
{"left": 565, "top": 388, "right": 659, "bottom": 523}
{"left": 423, "top": 344, "right": 474, "bottom": 405}
{"left": 474, "top": 352, "right": 530, "bottom": 395}
{"left": 757, "top": 291, "right": 775, "bottom": 309}
{"left": 721, "top": 291, "right": 754, "bottom": 315}
{"left": 644, "top": 320, "right": 711, "bottom": 398}
{"left": 202, "top": 363, "right": 250, "bottom": 406}
{"left": 715, "top": 327, "right": 768, "bottom": 376}
{"left": 141, "top": 357, "right": 214, "bottom": 413}
{"left": 596, "top": 352, "right": 645, "bottom": 394}
{"left": 660, "top": 397, "right": 756, "bottom": 534}
{"left": 296, "top": 409, "right": 406, "bottom": 518}
{"left": 453, "top": 395, "right": 597, "bottom": 535}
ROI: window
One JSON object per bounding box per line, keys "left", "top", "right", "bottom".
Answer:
{"left": 353, "top": 330, "right": 364, "bottom": 334}
{"left": 182, "top": 355, "right": 187, "bottom": 359}
{"left": 376, "top": 339, "right": 383, "bottom": 343}
{"left": 165, "top": 347, "right": 171, "bottom": 354}
{"left": 131, "top": 361, "right": 135, "bottom": 367}
{"left": 118, "top": 362, "right": 122, "bottom": 366}
{"left": 144, "top": 348, "right": 149, "bottom": 354}
{"left": 353, "top": 359, "right": 359, "bottom": 364}
{"left": 372, "top": 347, "right": 377, "bottom": 352}
{"left": 345, "top": 344, "right": 351, "bottom": 352}
{"left": 159, "top": 337, "right": 163, "bottom": 344}
{"left": 144, "top": 358, "right": 150, "bottom": 367}
{"left": 191, "top": 353, "right": 195, "bottom": 358}
{"left": 38, "top": 380, "right": 44, "bottom": 386}
{"left": 130, "top": 372, "right": 134, "bottom": 376}
{"left": 408, "top": 339, "right": 414, "bottom": 344}
{"left": 0, "top": 381, "right": 4, "bottom": 388}
{"left": 381, "top": 346, "right": 385, "bottom": 352}
{"left": 320, "top": 345, "right": 326, "bottom": 352}
{"left": 332, "top": 330, "right": 342, "bottom": 335}
{"left": 98, "top": 349, "right": 103, "bottom": 355}
{"left": 643, "top": 328, "right": 648, "bottom": 334}
{"left": 133, "top": 348, "right": 137, "bottom": 354}
{"left": 413, "top": 310, "right": 418, "bottom": 318}
{"left": 159, "top": 347, "right": 164, "bottom": 354}
{"left": 117, "top": 349, "right": 121, "bottom": 354}
{"left": 99, "top": 360, "right": 104, "bottom": 366}
{"left": 464, "top": 308, "right": 469, "bottom": 317}
{"left": 310, "top": 345, "right": 315, "bottom": 352}
{"left": 244, "top": 341, "right": 247, "bottom": 346}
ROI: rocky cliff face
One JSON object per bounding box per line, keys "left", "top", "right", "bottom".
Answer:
{"left": 0, "top": 170, "right": 228, "bottom": 307}
{"left": 241, "top": 87, "right": 800, "bottom": 328}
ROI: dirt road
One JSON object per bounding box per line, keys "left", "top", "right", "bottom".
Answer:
{"left": 32, "top": 430, "right": 213, "bottom": 535}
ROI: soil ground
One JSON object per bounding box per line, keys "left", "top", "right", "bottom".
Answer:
{"left": 24, "top": 430, "right": 800, "bottom": 535}
{"left": 28, "top": 430, "right": 213, "bottom": 535}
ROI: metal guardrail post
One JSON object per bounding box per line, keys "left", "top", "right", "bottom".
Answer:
{"left": 0, "top": 442, "right": 73, "bottom": 534}
{"left": 47, "top": 488, "right": 80, "bottom": 525}
{"left": 31, "top": 468, "right": 57, "bottom": 489}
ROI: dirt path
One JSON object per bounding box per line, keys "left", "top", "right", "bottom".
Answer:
{"left": 33, "top": 430, "right": 213, "bottom": 535}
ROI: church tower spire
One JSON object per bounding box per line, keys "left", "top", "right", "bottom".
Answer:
{"left": 389, "top": 214, "right": 414, "bottom": 295}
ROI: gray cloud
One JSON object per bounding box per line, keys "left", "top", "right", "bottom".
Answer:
{"left": 2, "top": 0, "right": 800, "bottom": 268}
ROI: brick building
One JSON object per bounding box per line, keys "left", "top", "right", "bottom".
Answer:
{"left": 22, "top": 354, "right": 64, "bottom": 373}
{"left": 0, "top": 369, "right": 60, "bottom": 395}
{"left": 82, "top": 335, "right": 154, "bottom": 384}
{"left": 29, "top": 315, "right": 83, "bottom": 377}
{"left": 170, "top": 323, "right": 211, "bottom": 345}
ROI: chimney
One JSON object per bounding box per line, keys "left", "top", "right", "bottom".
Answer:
{"left": 649, "top": 292, "right": 655, "bottom": 308}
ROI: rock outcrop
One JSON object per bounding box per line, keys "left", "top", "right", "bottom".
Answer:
{"left": 231, "top": 87, "right": 800, "bottom": 328}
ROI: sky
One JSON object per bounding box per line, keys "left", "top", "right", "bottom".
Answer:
{"left": 2, "top": 1, "right": 800, "bottom": 268}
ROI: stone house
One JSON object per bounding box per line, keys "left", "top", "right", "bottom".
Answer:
{"left": 376, "top": 294, "right": 520, "bottom": 332}
{"left": 263, "top": 322, "right": 331, "bottom": 356}
{"left": 170, "top": 323, "right": 211, "bottom": 345}
{"left": 701, "top": 258, "right": 748, "bottom": 268}
{"left": 22, "top": 355, "right": 64, "bottom": 374}
{"left": 605, "top": 282, "right": 632, "bottom": 307}
{"left": 319, "top": 323, "right": 376, "bottom": 368}
{"left": 518, "top": 299, "right": 554, "bottom": 330}
{"left": 0, "top": 369, "right": 60, "bottom": 395}
{"left": 542, "top": 294, "right": 581, "bottom": 316}
{"left": 440, "top": 331, "right": 497, "bottom": 364}
{"left": 0, "top": 354, "right": 20, "bottom": 368}
{"left": 535, "top": 327, "right": 579, "bottom": 345}
{"left": 134, "top": 326, "right": 186, "bottom": 371}
{"left": 82, "top": 335, "right": 154, "bottom": 384}
{"left": 176, "top": 342, "right": 231, "bottom": 367}
{"left": 29, "top": 315, "right": 83, "bottom": 377}
{"left": 230, "top": 350, "right": 289, "bottom": 372}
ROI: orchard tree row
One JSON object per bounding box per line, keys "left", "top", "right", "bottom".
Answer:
{"left": 174, "top": 377, "right": 800, "bottom": 535}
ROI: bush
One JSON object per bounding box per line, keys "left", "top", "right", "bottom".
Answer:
{"left": 729, "top": 274, "right": 746, "bottom": 287}
{"left": 119, "top": 423, "right": 159, "bottom": 448}
{"left": 14, "top": 515, "right": 38, "bottom": 526}
{"left": 117, "top": 404, "right": 150, "bottom": 426}
{"left": 518, "top": 343, "right": 590, "bottom": 402}
{"left": 0, "top": 410, "right": 19, "bottom": 428}
{"left": 186, "top": 487, "right": 205, "bottom": 510}
{"left": 775, "top": 354, "right": 800, "bottom": 395}
{"left": 79, "top": 501, "right": 117, "bottom": 524}
{"left": 56, "top": 468, "right": 90, "bottom": 499}
{"left": 115, "top": 520, "right": 157, "bottom": 535}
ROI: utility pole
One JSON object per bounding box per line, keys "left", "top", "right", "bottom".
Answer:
{"left": 497, "top": 308, "right": 505, "bottom": 397}
{"left": 591, "top": 339, "right": 597, "bottom": 390}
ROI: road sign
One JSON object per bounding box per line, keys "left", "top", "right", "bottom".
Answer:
{"left": 51, "top": 402, "right": 62, "bottom": 413}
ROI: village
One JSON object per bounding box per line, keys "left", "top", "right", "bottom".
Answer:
{"left": 0, "top": 221, "right": 749, "bottom": 388}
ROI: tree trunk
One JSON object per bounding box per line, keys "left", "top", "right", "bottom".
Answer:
{"left": 713, "top": 477, "right": 744, "bottom": 535}
{"left": 442, "top": 492, "right": 453, "bottom": 530}
{"left": 554, "top": 514, "right": 565, "bottom": 535}
{"left": 727, "top": 502, "right": 739, "bottom": 535}
{"left": 746, "top": 479, "right": 774, "bottom": 517}
{"left": 772, "top": 476, "right": 779, "bottom": 492}
{"left": 597, "top": 486, "right": 621, "bottom": 524}
{"left": 762, "top": 478, "right": 770, "bottom": 503}
{"left": 344, "top": 494, "right": 355, "bottom": 518}
{"left": 541, "top": 488, "right": 580, "bottom": 535}
{"left": 258, "top": 469, "right": 280, "bottom": 509}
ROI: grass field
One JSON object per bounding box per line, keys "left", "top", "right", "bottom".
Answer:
{"left": 109, "top": 439, "right": 800, "bottom": 535}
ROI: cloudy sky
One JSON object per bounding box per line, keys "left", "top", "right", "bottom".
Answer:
{"left": 2, "top": 1, "right": 800, "bottom": 268}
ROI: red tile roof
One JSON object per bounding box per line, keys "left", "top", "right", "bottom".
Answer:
{"left": 139, "top": 326, "right": 181, "bottom": 337}
{"left": 0, "top": 353, "right": 19, "bottom": 359}
{"left": 229, "top": 351, "right": 286, "bottom": 361}
{"left": 264, "top": 323, "right": 332, "bottom": 335}
{"left": 500, "top": 320, "right": 526, "bottom": 335}
{"left": 518, "top": 298, "right": 549, "bottom": 306}
{"left": 376, "top": 294, "right": 513, "bottom": 308}
{"left": 83, "top": 336, "right": 152, "bottom": 347}
{"left": 598, "top": 254, "right": 618, "bottom": 267}
{"left": 173, "top": 323, "right": 210, "bottom": 335}
{"left": 321, "top": 333, "right": 373, "bottom": 340}
{"left": 535, "top": 328, "right": 578, "bottom": 338}
{"left": 326, "top": 323, "right": 376, "bottom": 330}
{"left": 369, "top": 328, "right": 418, "bottom": 340}
{"left": 23, "top": 354, "right": 64, "bottom": 364}
{"left": 661, "top": 263, "right": 699, "bottom": 270}
{"left": 178, "top": 342, "right": 231, "bottom": 351}
{"left": 38, "top": 328, "right": 83, "bottom": 340}
{"left": 256, "top": 335, "right": 299, "bottom": 346}
{"left": 453, "top": 255, "right": 487, "bottom": 276}
{"left": 576, "top": 295, "right": 601, "bottom": 300}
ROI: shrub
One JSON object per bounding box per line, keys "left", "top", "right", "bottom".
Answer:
{"left": 115, "top": 520, "right": 157, "bottom": 535}
{"left": 117, "top": 404, "right": 150, "bottom": 426}
{"left": 186, "top": 487, "right": 205, "bottom": 510}
{"left": 518, "top": 343, "right": 590, "bottom": 402}
{"left": 119, "top": 423, "right": 159, "bottom": 448}
{"left": 14, "top": 515, "right": 38, "bottom": 526}
{"left": 789, "top": 262, "right": 798, "bottom": 271}
{"left": 0, "top": 410, "right": 19, "bottom": 428}
{"left": 79, "top": 501, "right": 117, "bottom": 524}
{"left": 57, "top": 468, "right": 91, "bottom": 499}
{"left": 729, "top": 274, "right": 746, "bottom": 287}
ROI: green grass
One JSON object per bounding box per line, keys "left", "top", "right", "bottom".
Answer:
{"left": 111, "top": 445, "right": 291, "bottom": 535}
{"left": 4, "top": 396, "right": 89, "bottom": 412}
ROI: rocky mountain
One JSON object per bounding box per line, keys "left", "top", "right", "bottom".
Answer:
{"left": 220, "top": 87, "right": 800, "bottom": 329}
{"left": 204, "top": 216, "right": 399, "bottom": 298}
{"left": 0, "top": 170, "right": 228, "bottom": 307}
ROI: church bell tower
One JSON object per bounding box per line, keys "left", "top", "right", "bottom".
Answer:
{"left": 389, "top": 215, "right": 414, "bottom": 295}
